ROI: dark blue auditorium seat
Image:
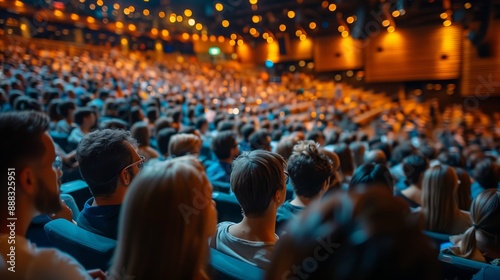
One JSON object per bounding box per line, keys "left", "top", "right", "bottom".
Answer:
{"left": 211, "top": 181, "right": 232, "bottom": 194}
{"left": 50, "top": 131, "right": 72, "bottom": 153}
{"left": 26, "top": 215, "right": 53, "bottom": 248}
{"left": 212, "top": 192, "right": 242, "bottom": 223}
{"left": 209, "top": 248, "right": 264, "bottom": 280}
{"left": 60, "top": 180, "right": 92, "bottom": 211}
{"left": 472, "top": 266, "right": 500, "bottom": 280}
{"left": 424, "top": 231, "right": 451, "bottom": 250}
{"left": 44, "top": 219, "right": 116, "bottom": 271}
{"left": 439, "top": 246, "right": 491, "bottom": 280}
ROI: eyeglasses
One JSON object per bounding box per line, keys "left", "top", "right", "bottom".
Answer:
{"left": 120, "top": 156, "right": 145, "bottom": 173}
{"left": 284, "top": 171, "right": 289, "bottom": 185}
{"left": 53, "top": 156, "right": 62, "bottom": 171}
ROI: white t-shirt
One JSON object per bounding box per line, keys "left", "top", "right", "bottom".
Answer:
{"left": 0, "top": 234, "right": 90, "bottom": 280}
{"left": 210, "top": 221, "right": 276, "bottom": 269}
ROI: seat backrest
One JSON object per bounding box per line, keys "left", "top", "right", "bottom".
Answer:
{"left": 211, "top": 181, "right": 232, "bottom": 194}
{"left": 50, "top": 131, "right": 72, "bottom": 153}
{"left": 212, "top": 192, "right": 242, "bottom": 223}
{"left": 472, "top": 266, "right": 500, "bottom": 280}
{"left": 44, "top": 219, "right": 116, "bottom": 271}
{"left": 61, "top": 193, "right": 80, "bottom": 219}
{"left": 209, "top": 248, "right": 264, "bottom": 280}
{"left": 439, "top": 249, "right": 491, "bottom": 280}
{"left": 60, "top": 180, "right": 92, "bottom": 211}
{"left": 424, "top": 231, "right": 451, "bottom": 250}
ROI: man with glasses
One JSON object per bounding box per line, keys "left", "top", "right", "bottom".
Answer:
{"left": 76, "top": 129, "right": 143, "bottom": 239}
{"left": 0, "top": 111, "right": 102, "bottom": 279}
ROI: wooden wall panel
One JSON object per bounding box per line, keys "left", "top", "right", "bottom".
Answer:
{"left": 364, "top": 25, "right": 462, "bottom": 82}
{"left": 461, "top": 21, "right": 500, "bottom": 96}
{"left": 314, "top": 36, "right": 364, "bottom": 72}
{"left": 236, "top": 37, "right": 313, "bottom": 65}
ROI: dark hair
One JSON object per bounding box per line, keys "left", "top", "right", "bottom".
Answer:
{"left": 391, "top": 142, "right": 415, "bottom": 165}
{"left": 472, "top": 159, "right": 500, "bottom": 190}
{"left": 76, "top": 129, "right": 138, "bottom": 197}
{"left": 231, "top": 150, "right": 286, "bottom": 217}
{"left": 437, "top": 151, "right": 465, "bottom": 168}
{"left": 249, "top": 130, "right": 271, "bottom": 151}
{"left": 287, "top": 141, "right": 333, "bottom": 198}
{"left": 455, "top": 168, "right": 472, "bottom": 211}
{"left": 194, "top": 116, "right": 208, "bottom": 131}
{"left": 146, "top": 107, "right": 159, "bottom": 124}
{"left": 98, "top": 89, "right": 110, "bottom": 100}
{"left": 0, "top": 111, "right": 49, "bottom": 172}
{"left": 335, "top": 143, "right": 355, "bottom": 176}
{"left": 306, "top": 130, "right": 325, "bottom": 144}
{"left": 129, "top": 106, "right": 144, "bottom": 125}
{"left": 57, "top": 100, "right": 76, "bottom": 118}
{"left": 402, "top": 154, "right": 429, "bottom": 186}
{"left": 276, "top": 136, "right": 300, "bottom": 161}
{"left": 154, "top": 117, "right": 173, "bottom": 135}
{"left": 241, "top": 124, "right": 255, "bottom": 142}
{"left": 8, "top": 90, "right": 22, "bottom": 107}
{"left": 211, "top": 131, "right": 238, "bottom": 160}
{"left": 74, "top": 107, "right": 95, "bottom": 126}
{"left": 349, "top": 163, "right": 394, "bottom": 192}
{"left": 266, "top": 189, "right": 439, "bottom": 280}
{"left": 46, "top": 99, "right": 62, "bottom": 122}
{"left": 217, "top": 120, "right": 234, "bottom": 132}
{"left": 131, "top": 121, "right": 150, "bottom": 147}
{"left": 157, "top": 128, "right": 177, "bottom": 156}
{"left": 14, "top": 96, "right": 42, "bottom": 112}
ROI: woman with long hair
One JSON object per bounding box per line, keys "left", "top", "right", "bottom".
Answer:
{"left": 109, "top": 156, "right": 217, "bottom": 279}
{"left": 419, "top": 165, "right": 471, "bottom": 235}
{"left": 450, "top": 189, "right": 500, "bottom": 263}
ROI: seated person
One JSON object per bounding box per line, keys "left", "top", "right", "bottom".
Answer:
{"left": 276, "top": 140, "right": 332, "bottom": 234}
{"left": 210, "top": 150, "right": 287, "bottom": 269}
{"left": 417, "top": 165, "right": 471, "bottom": 235}
{"left": 110, "top": 156, "right": 216, "bottom": 279}
{"left": 206, "top": 131, "right": 240, "bottom": 185}
{"left": 394, "top": 153, "right": 429, "bottom": 208}
{"left": 449, "top": 189, "right": 500, "bottom": 264}
{"left": 471, "top": 159, "right": 500, "bottom": 200}
{"left": 168, "top": 133, "right": 202, "bottom": 158}
{"left": 67, "top": 107, "right": 96, "bottom": 146}
{"left": 348, "top": 163, "right": 395, "bottom": 194}
{"left": 76, "top": 129, "right": 144, "bottom": 239}
{"left": 131, "top": 121, "right": 159, "bottom": 162}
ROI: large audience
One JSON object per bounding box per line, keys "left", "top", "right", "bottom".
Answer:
{"left": 1, "top": 41, "right": 500, "bottom": 279}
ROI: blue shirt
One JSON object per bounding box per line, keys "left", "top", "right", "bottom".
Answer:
{"left": 206, "top": 161, "right": 232, "bottom": 185}
{"left": 76, "top": 198, "right": 121, "bottom": 240}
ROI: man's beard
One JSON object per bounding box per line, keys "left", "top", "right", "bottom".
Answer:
{"left": 34, "top": 178, "right": 61, "bottom": 214}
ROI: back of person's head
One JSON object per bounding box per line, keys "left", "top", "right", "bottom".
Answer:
{"left": 131, "top": 121, "right": 150, "bottom": 147}
{"left": 418, "top": 140, "right": 437, "bottom": 160}
{"left": 473, "top": 159, "right": 500, "bottom": 189}
{"left": 306, "top": 130, "right": 325, "bottom": 146}
{"left": 319, "top": 148, "right": 341, "bottom": 191}
{"left": 146, "top": 107, "right": 159, "bottom": 124}
{"left": 211, "top": 130, "right": 238, "bottom": 160}
{"left": 168, "top": 133, "right": 202, "bottom": 157}
{"left": 111, "top": 156, "right": 215, "bottom": 280}
{"left": 421, "top": 165, "right": 459, "bottom": 233}
{"left": 102, "top": 98, "right": 117, "bottom": 116}
{"left": 349, "top": 141, "right": 366, "bottom": 167}
{"left": 455, "top": 167, "right": 472, "bottom": 211}
{"left": 402, "top": 153, "right": 429, "bottom": 186}
{"left": 154, "top": 116, "right": 173, "bottom": 135}
{"left": 14, "top": 96, "right": 42, "bottom": 112}
{"left": 217, "top": 120, "right": 234, "bottom": 132}
{"left": 46, "top": 99, "right": 62, "bottom": 121}
{"left": 335, "top": 143, "right": 355, "bottom": 176}
{"left": 391, "top": 141, "right": 415, "bottom": 164}
{"left": 100, "top": 119, "right": 128, "bottom": 130}
{"left": 231, "top": 150, "right": 286, "bottom": 217}
{"left": 249, "top": 130, "right": 271, "bottom": 151}
{"left": 76, "top": 129, "right": 138, "bottom": 197}
{"left": 364, "top": 149, "right": 387, "bottom": 165}
{"left": 437, "top": 150, "right": 465, "bottom": 168}
{"left": 57, "top": 100, "right": 76, "bottom": 118}
{"left": 0, "top": 111, "right": 49, "bottom": 187}
{"left": 74, "top": 107, "right": 95, "bottom": 126}
{"left": 195, "top": 116, "right": 208, "bottom": 131}
{"left": 276, "top": 135, "right": 300, "bottom": 161}
{"left": 98, "top": 89, "right": 110, "bottom": 100}
{"left": 287, "top": 140, "right": 333, "bottom": 198}
{"left": 129, "top": 106, "right": 144, "bottom": 125}
{"left": 349, "top": 163, "right": 394, "bottom": 193}
{"left": 450, "top": 189, "right": 500, "bottom": 259}
{"left": 157, "top": 128, "right": 177, "bottom": 156}
{"left": 266, "top": 189, "right": 439, "bottom": 280}
{"left": 241, "top": 124, "right": 255, "bottom": 142}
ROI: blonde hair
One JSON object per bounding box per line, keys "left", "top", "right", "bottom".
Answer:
{"left": 168, "top": 133, "right": 202, "bottom": 157}
{"left": 450, "top": 189, "right": 500, "bottom": 259}
{"left": 421, "top": 165, "right": 460, "bottom": 233}
{"left": 110, "top": 156, "right": 213, "bottom": 279}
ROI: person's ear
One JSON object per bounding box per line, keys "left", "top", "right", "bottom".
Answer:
{"left": 119, "top": 169, "right": 132, "bottom": 186}
{"left": 18, "top": 167, "right": 37, "bottom": 195}
{"left": 274, "top": 189, "right": 282, "bottom": 205}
